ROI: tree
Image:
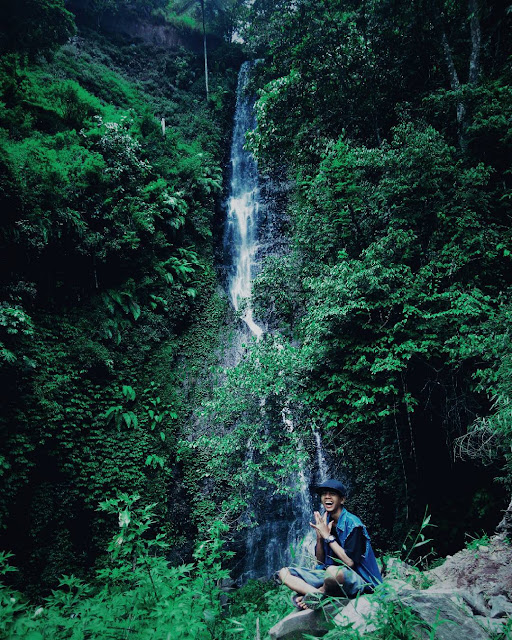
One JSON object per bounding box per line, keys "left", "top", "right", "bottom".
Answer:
{"left": 169, "top": 0, "right": 238, "bottom": 99}
{"left": 0, "top": 0, "right": 76, "bottom": 58}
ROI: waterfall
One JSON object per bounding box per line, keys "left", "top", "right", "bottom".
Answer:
{"left": 314, "top": 431, "right": 328, "bottom": 483}
{"left": 238, "top": 461, "right": 317, "bottom": 583}
{"left": 227, "top": 62, "right": 320, "bottom": 582}
{"left": 225, "top": 61, "right": 263, "bottom": 338}
{"left": 237, "top": 413, "right": 318, "bottom": 581}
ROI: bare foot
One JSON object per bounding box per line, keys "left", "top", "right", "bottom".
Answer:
{"left": 293, "top": 589, "right": 323, "bottom": 611}
{"left": 295, "top": 595, "right": 309, "bottom": 610}
{"left": 301, "top": 592, "right": 328, "bottom": 610}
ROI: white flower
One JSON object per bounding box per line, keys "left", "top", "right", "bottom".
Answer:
{"left": 118, "top": 509, "right": 130, "bottom": 528}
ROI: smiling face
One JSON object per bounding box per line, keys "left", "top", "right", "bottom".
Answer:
{"left": 320, "top": 490, "right": 345, "bottom": 519}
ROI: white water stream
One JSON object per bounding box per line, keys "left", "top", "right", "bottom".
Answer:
{"left": 314, "top": 431, "right": 328, "bottom": 483}
{"left": 226, "top": 62, "right": 331, "bottom": 580}
{"left": 225, "top": 61, "right": 263, "bottom": 338}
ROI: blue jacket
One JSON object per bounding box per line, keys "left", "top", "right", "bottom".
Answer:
{"left": 322, "top": 507, "right": 383, "bottom": 588}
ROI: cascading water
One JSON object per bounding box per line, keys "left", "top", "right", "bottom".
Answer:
{"left": 314, "top": 431, "right": 329, "bottom": 483}
{"left": 225, "top": 61, "right": 263, "bottom": 338}
{"left": 225, "top": 62, "right": 331, "bottom": 581}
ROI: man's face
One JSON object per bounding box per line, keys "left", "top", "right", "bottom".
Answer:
{"left": 320, "top": 490, "right": 345, "bottom": 514}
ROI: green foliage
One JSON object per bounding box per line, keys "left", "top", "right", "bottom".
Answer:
{"left": 491, "top": 617, "right": 512, "bottom": 640}
{"left": 0, "top": 0, "right": 76, "bottom": 59}
{"left": 162, "top": 0, "right": 240, "bottom": 39}
{"left": 0, "top": 4, "right": 237, "bottom": 593}
{"left": 401, "top": 509, "right": 435, "bottom": 565}
{"left": 231, "top": 0, "right": 512, "bottom": 554}
{"left": 0, "top": 496, "right": 238, "bottom": 639}
{"left": 227, "top": 579, "right": 279, "bottom": 617}
{"left": 0, "top": 304, "right": 34, "bottom": 365}
{"left": 1, "top": 0, "right": 512, "bottom": 625}
{"left": 224, "top": 583, "right": 290, "bottom": 640}
{"left": 178, "top": 333, "right": 312, "bottom": 526}
{"left": 454, "top": 302, "right": 512, "bottom": 490}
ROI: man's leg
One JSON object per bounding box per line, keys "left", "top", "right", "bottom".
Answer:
{"left": 277, "top": 567, "right": 321, "bottom": 595}
{"left": 323, "top": 565, "right": 345, "bottom": 595}
{"left": 324, "top": 565, "right": 370, "bottom": 599}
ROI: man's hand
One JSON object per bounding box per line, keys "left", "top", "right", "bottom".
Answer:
{"left": 310, "top": 510, "right": 334, "bottom": 540}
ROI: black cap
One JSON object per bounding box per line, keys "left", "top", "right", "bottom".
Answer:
{"left": 314, "top": 479, "right": 347, "bottom": 497}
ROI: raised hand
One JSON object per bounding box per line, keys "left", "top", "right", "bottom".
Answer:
{"left": 309, "top": 510, "right": 334, "bottom": 540}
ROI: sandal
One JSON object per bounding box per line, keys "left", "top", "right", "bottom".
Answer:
{"left": 302, "top": 592, "right": 328, "bottom": 611}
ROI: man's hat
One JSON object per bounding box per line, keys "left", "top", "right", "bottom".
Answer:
{"left": 314, "top": 479, "right": 347, "bottom": 497}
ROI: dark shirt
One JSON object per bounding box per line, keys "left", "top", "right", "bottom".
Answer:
{"left": 342, "top": 526, "right": 365, "bottom": 566}
{"left": 327, "top": 525, "right": 365, "bottom": 566}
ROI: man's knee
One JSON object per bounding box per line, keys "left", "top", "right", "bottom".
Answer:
{"left": 276, "top": 567, "right": 290, "bottom": 584}
{"left": 325, "top": 565, "right": 345, "bottom": 583}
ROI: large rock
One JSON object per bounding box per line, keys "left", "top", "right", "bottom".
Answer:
{"left": 269, "top": 537, "right": 512, "bottom": 639}
{"left": 400, "top": 591, "right": 491, "bottom": 640}
{"left": 334, "top": 586, "right": 492, "bottom": 640}
{"left": 488, "top": 594, "right": 512, "bottom": 618}
{"left": 426, "top": 537, "right": 512, "bottom": 597}
{"left": 268, "top": 601, "right": 348, "bottom": 640}
{"left": 333, "top": 595, "right": 382, "bottom": 635}
{"left": 332, "top": 580, "right": 413, "bottom": 636}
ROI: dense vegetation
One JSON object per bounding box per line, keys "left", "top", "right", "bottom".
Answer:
{"left": 179, "top": 0, "right": 512, "bottom": 561}
{"left": 1, "top": 0, "right": 511, "bottom": 637}
{"left": 0, "top": 0, "right": 242, "bottom": 594}
{"left": 241, "top": 0, "right": 512, "bottom": 548}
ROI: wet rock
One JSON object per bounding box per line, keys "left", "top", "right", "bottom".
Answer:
{"left": 219, "top": 577, "right": 236, "bottom": 591}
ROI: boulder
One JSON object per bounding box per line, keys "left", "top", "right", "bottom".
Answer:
{"left": 269, "top": 537, "right": 512, "bottom": 640}
{"left": 333, "top": 595, "right": 381, "bottom": 635}
{"left": 456, "top": 589, "right": 489, "bottom": 617}
{"left": 488, "top": 594, "right": 512, "bottom": 618}
{"left": 426, "top": 536, "right": 512, "bottom": 597}
{"left": 400, "top": 591, "right": 491, "bottom": 640}
{"left": 333, "top": 586, "right": 492, "bottom": 639}
{"left": 268, "top": 601, "right": 348, "bottom": 640}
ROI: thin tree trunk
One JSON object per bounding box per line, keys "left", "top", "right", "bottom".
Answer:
{"left": 201, "top": 0, "right": 209, "bottom": 100}
{"left": 441, "top": 32, "right": 465, "bottom": 128}
{"left": 439, "top": 0, "right": 481, "bottom": 152}
{"left": 468, "top": 0, "right": 481, "bottom": 85}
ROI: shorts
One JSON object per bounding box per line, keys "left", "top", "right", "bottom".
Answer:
{"left": 276, "top": 565, "right": 372, "bottom": 599}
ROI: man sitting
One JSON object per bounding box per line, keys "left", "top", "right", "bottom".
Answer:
{"left": 276, "top": 479, "right": 383, "bottom": 610}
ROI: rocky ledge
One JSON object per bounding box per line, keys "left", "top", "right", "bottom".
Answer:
{"left": 269, "top": 536, "right": 512, "bottom": 639}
